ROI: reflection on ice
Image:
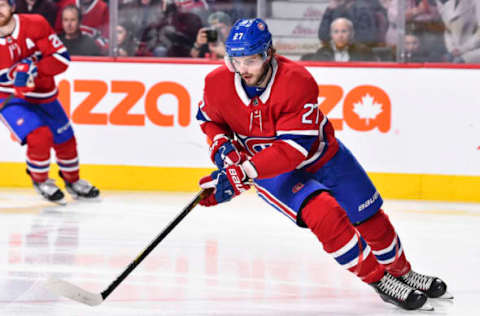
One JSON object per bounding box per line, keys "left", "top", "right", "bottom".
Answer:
{"left": 0, "top": 189, "right": 478, "bottom": 315}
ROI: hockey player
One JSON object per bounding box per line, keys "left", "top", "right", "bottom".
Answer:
{"left": 197, "top": 18, "right": 451, "bottom": 311}
{"left": 0, "top": 0, "right": 99, "bottom": 203}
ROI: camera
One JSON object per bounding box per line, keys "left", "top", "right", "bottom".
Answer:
{"left": 205, "top": 28, "right": 218, "bottom": 43}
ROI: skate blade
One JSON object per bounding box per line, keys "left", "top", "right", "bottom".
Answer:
{"left": 419, "top": 301, "right": 434, "bottom": 311}
{"left": 435, "top": 291, "right": 454, "bottom": 299}
{"left": 52, "top": 198, "right": 67, "bottom": 206}
{"left": 72, "top": 196, "right": 101, "bottom": 202}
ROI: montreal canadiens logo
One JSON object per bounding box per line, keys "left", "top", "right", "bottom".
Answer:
{"left": 243, "top": 137, "right": 275, "bottom": 154}
{"left": 16, "top": 118, "right": 24, "bottom": 126}
{"left": 257, "top": 22, "right": 265, "bottom": 31}
{"left": 292, "top": 182, "right": 304, "bottom": 193}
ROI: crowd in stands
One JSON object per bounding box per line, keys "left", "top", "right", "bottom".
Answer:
{"left": 303, "top": 0, "right": 480, "bottom": 63}
{"left": 16, "top": 0, "right": 254, "bottom": 57}
{"left": 15, "top": 0, "right": 480, "bottom": 63}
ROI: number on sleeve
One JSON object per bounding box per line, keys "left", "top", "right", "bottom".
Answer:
{"left": 48, "top": 34, "right": 63, "bottom": 48}
{"left": 302, "top": 103, "right": 319, "bottom": 125}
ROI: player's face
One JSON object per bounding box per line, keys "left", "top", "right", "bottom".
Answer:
{"left": 231, "top": 54, "right": 266, "bottom": 86}
{"left": 116, "top": 25, "right": 127, "bottom": 45}
{"left": 330, "top": 21, "right": 351, "bottom": 49}
{"left": 405, "top": 34, "right": 420, "bottom": 53}
{"left": 62, "top": 8, "right": 80, "bottom": 36}
{"left": 0, "top": 0, "right": 14, "bottom": 27}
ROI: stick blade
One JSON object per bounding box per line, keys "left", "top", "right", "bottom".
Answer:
{"left": 45, "top": 277, "right": 104, "bottom": 306}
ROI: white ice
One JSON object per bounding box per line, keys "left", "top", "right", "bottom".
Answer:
{"left": 0, "top": 188, "right": 478, "bottom": 315}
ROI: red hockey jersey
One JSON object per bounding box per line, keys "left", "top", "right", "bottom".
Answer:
{"left": 197, "top": 55, "right": 339, "bottom": 179}
{"left": 55, "top": 0, "right": 109, "bottom": 37}
{"left": 0, "top": 14, "right": 70, "bottom": 104}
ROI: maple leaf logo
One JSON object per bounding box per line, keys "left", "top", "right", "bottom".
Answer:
{"left": 352, "top": 93, "right": 383, "bottom": 125}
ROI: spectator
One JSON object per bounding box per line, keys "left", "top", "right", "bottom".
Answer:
{"left": 140, "top": 0, "right": 202, "bottom": 57}
{"left": 58, "top": 5, "right": 102, "bottom": 56}
{"left": 55, "top": 0, "right": 109, "bottom": 38}
{"left": 403, "top": 32, "right": 429, "bottom": 62}
{"left": 118, "top": 0, "right": 164, "bottom": 40}
{"left": 126, "top": 22, "right": 155, "bottom": 56}
{"left": 436, "top": 0, "right": 480, "bottom": 63}
{"left": 302, "top": 17, "right": 376, "bottom": 62}
{"left": 173, "top": 0, "right": 209, "bottom": 24}
{"left": 381, "top": 0, "right": 445, "bottom": 53}
{"left": 15, "top": 0, "right": 58, "bottom": 28}
{"left": 318, "top": 0, "right": 388, "bottom": 47}
{"left": 115, "top": 22, "right": 141, "bottom": 56}
{"left": 191, "top": 11, "right": 232, "bottom": 59}
{"left": 209, "top": 0, "right": 256, "bottom": 23}
{"left": 228, "top": 0, "right": 256, "bottom": 22}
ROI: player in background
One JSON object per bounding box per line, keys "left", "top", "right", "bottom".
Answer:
{"left": 197, "top": 18, "right": 452, "bottom": 311}
{"left": 0, "top": 0, "right": 99, "bottom": 203}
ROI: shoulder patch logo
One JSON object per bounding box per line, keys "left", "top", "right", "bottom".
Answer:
{"left": 26, "top": 38, "right": 35, "bottom": 50}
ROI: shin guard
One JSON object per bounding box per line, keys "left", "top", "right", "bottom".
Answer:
{"left": 54, "top": 136, "right": 79, "bottom": 183}
{"left": 356, "top": 209, "right": 411, "bottom": 277}
{"left": 301, "top": 192, "right": 385, "bottom": 283}
{"left": 26, "top": 126, "right": 53, "bottom": 183}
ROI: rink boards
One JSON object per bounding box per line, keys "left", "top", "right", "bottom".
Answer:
{"left": 0, "top": 59, "right": 479, "bottom": 202}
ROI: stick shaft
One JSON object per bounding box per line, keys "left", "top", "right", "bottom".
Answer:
{"left": 0, "top": 94, "right": 59, "bottom": 121}
{"left": 0, "top": 95, "right": 14, "bottom": 111}
{"left": 100, "top": 189, "right": 209, "bottom": 299}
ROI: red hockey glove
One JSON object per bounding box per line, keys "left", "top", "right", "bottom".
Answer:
{"left": 199, "top": 164, "right": 251, "bottom": 206}
{"left": 210, "top": 135, "right": 247, "bottom": 169}
{"left": 13, "top": 58, "right": 37, "bottom": 98}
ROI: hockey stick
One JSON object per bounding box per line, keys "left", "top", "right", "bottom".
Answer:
{"left": 0, "top": 94, "right": 58, "bottom": 123}
{"left": 45, "top": 188, "right": 211, "bottom": 306}
{"left": 0, "top": 94, "right": 14, "bottom": 111}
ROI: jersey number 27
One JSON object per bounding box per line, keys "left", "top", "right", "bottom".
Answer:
{"left": 302, "top": 103, "right": 320, "bottom": 124}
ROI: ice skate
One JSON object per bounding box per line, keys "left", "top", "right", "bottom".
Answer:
{"left": 32, "top": 178, "right": 66, "bottom": 205}
{"left": 398, "top": 270, "right": 453, "bottom": 299}
{"left": 370, "top": 272, "right": 433, "bottom": 311}
{"left": 59, "top": 172, "right": 100, "bottom": 200}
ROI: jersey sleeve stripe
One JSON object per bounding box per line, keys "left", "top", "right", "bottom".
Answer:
{"left": 281, "top": 139, "right": 309, "bottom": 157}
{"left": 278, "top": 134, "right": 317, "bottom": 153}
{"left": 53, "top": 52, "right": 71, "bottom": 66}
{"left": 195, "top": 106, "right": 212, "bottom": 122}
{"left": 296, "top": 116, "right": 329, "bottom": 169}
{"left": 277, "top": 130, "right": 319, "bottom": 136}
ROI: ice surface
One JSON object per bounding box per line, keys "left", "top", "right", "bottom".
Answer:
{"left": 0, "top": 188, "right": 478, "bottom": 315}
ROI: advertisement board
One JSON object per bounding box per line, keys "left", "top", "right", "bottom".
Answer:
{"left": 1, "top": 59, "right": 478, "bottom": 200}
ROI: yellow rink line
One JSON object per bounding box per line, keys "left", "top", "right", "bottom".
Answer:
{"left": 0, "top": 162, "right": 479, "bottom": 202}
{"left": 401, "top": 209, "right": 480, "bottom": 216}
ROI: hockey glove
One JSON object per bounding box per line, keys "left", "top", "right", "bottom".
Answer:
{"left": 210, "top": 135, "right": 247, "bottom": 168}
{"left": 199, "top": 164, "right": 250, "bottom": 206}
{"left": 13, "top": 58, "right": 37, "bottom": 98}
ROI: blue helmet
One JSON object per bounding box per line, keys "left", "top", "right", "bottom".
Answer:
{"left": 8, "top": 0, "right": 15, "bottom": 6}
{"left": 225, "top": 18, "right": 272, "bottom": 58}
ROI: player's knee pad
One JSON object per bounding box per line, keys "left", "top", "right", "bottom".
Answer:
{"left": 355, "top": 209, "right": 394, "bottom": 246}
{"left": 301, "top": 191, "right": 354, "bottom": 252}
{"left": 53, "top": 136, "right": 77, "bottom": 157}
{"left": 26, "top": 126, "right": 53, "bottom": 159}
